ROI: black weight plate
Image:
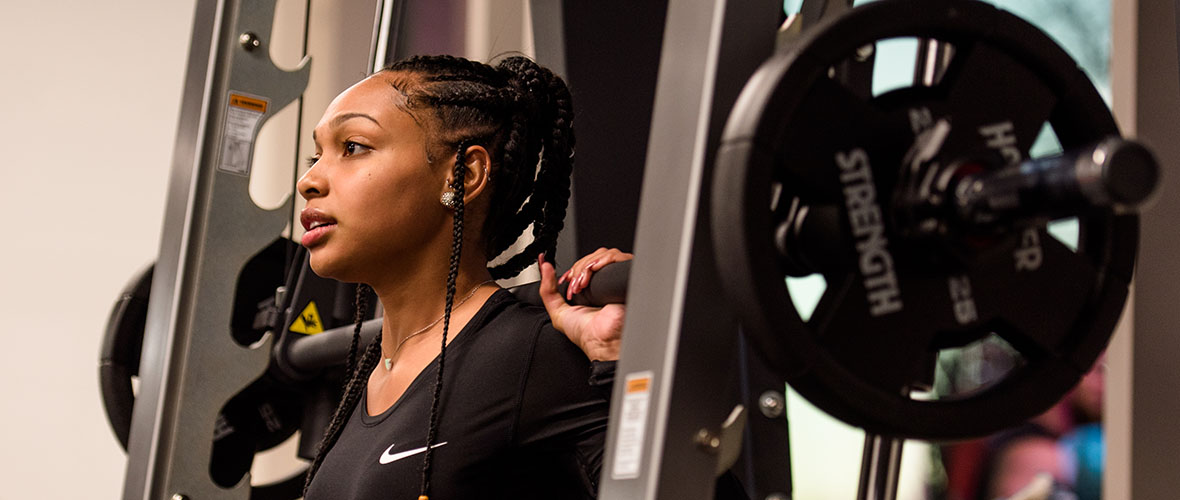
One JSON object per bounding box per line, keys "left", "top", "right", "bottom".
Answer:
{"left": 100, "top": 264, "right": 153, "bottom": 449}
{"left": 100, "top": 238, "right": 309, "bottom": 497}
{"left": 713, "top": 0, "right": 1136, "bottom": 440}
{"left": 211, "top": 377, "right": 305, "bottom": 488}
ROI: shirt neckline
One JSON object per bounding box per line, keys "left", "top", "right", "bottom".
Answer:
{"left": 359, "top": 288, "right": 513, "bottom": 425}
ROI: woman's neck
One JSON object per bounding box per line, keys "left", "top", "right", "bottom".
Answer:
{"left": 371, "top": 257, "right": 496, "bottom": 347}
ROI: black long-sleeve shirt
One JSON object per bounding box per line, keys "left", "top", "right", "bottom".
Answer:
{"left": 305, "top": 289, "right": 611, "bottom": 499}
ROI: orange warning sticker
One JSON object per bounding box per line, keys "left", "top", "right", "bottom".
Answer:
{"left": 613, "top": 370, "right": 653, "bottom": 479}
{"left": 289, "top": 301, "right": 324, "bottom": 335}
{"left": 229, "top": 93, "right": 268, "bottom": 113}
{"left": 625, "top": 376, "right": 650, "bottom": 394}
{"left": 219, "top": 91, "right": 269, "bottom": 176}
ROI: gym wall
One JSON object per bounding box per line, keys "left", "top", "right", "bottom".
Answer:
{"left": 0, "top": 0, "right": 197, "bottom": 498}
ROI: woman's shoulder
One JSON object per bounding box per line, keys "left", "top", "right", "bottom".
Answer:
{"left": 464, "top": 289, "right": 560, "bottom": 349}
{"left": 472, "top": 289, "right": 588, "bottom": 364}
{"left": 474, "top": 288, "right": 548, "bottom": 334}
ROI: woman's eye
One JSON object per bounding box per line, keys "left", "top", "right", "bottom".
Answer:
{"left": 343, "top": 141, "right": 370, "bottom": 156}
{"left": 306, "top": 155, "right": 320, "bottom": 167}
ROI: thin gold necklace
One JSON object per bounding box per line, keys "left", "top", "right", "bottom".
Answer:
{"left": 381, "top": 279, "right": 495, "bottom": 371}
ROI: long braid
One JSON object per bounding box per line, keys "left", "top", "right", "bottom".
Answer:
{"left": 419, "top": 142, "right": 469, "bottom": 498}
{"left": 486, "top": 118, "right": 541, "bottom": 258}
{"left": 485, "top": 59, "right": 548, "bottom": 259}
{"left": 487, "top": 59, "right": 575, "bottom": 278}
{"left": 303, "top": 319, "right": 382, "bottom": 494}
{"left": 347, "top": 284, "right": 370, "bottom": 377}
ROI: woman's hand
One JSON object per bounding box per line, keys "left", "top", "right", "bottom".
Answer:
{"left": 537, "top": 250, "right": 633, "bottom": 361}
{"left": 557, "top": 247, "right": 634, "bottom": 300}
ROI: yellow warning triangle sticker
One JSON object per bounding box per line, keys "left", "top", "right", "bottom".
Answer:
{"left": 290, "top": 301, "right": 325, "bottom": 334}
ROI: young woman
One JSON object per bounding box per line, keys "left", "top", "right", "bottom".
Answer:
{"left": 296, "top": 54, "right": 632, "bottom": 499}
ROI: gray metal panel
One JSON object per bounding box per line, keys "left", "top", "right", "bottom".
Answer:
{"left": 390, "top": 0, "right": 466, "bottom": 60}
{"left": 122, "top": 0, "right": 310, "bottom": 497}
{"left": 529, "top": 0, "right": 566, "bottom": 77}
{"left": 528, "top": 0, "right": 579, "bottom": 267}
{"left": 528, "top": 0, "right": 578, "bottom": 266}
{"left": 597, "top": 0, "right": 781, "bottom": 498}
{"left": 553, "top": 1, "right": 667, "bottom": 258}
{"left": 1128, "top": 0, "right": 1180, "bottom": 497}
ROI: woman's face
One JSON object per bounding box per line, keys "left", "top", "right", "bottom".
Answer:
{"left": 297, "top": 72, "right": 449, "bottom": 283}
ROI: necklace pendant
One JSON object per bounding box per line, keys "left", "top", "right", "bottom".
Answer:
{"left": 384, "top": 357, "right": 393, "bottom": 370}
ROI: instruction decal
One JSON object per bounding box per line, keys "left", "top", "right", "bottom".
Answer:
{"left": 289, "top": 301, "right": 324, "bottom": 335}
{"left": 612, "top": 370, "right": 653, "bottom": 480}
{"left": 218, "top": 91, "right": 269, "bottom": 176}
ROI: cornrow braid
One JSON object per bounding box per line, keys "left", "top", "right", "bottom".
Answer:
{"left": 384, "top": 54, "right": 576, "bottom": 279}
{"left": 418, "top": 140, "right": 470, "bottom": 499}
{"left": 393, "top": 54, "right": 506, "bottom": 87}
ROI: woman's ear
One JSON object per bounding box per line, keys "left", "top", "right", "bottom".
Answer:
{"left": 457, "top": 144, "right": 491, "bottom": 203}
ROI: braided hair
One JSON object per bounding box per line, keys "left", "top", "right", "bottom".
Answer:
{"left": 303, "top": 55, "right": 576, "bottom": 497}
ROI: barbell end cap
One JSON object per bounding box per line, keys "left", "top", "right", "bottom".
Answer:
{"left": 1093, "top": 137, "right": 1160, "bottom": 209}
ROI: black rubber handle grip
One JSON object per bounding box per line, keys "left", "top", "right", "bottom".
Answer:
{"left": 509, "top": 259, "right": 631, "bottom": 308}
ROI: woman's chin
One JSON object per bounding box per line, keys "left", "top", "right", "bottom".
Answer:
{"left": 307, "top": 253, "right": 349, "bottom": 282}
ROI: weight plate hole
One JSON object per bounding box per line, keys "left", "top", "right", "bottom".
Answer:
{"left": 871, "top": 38, "right": 920, "bottom": 96}
{"left": 782, "top": 0, "right": 803, "bottom": 16}
{"left": 1031, "top": 122, "right": 1064, "bottom": 157}
{"left": 786, "top": 274, "right": 827, "bottom": 322}
{"left": 1047, "top": 218, "right": 1080, "bottom": 252}
{"left": 934, "top": 332, "right": 1024, "bottom": 399}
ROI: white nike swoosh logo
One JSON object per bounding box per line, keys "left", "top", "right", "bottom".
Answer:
{"left": 379, "top": 441, "right": 448, "bottom": 465}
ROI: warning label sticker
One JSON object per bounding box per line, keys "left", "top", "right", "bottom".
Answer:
{"left": 229, "top": 94, "right": 268, "bottom": 113}
{"left": 611, "top": 370, "right": 653, "bottom": 480}
{"left": 218, "top": 91, "right": 269, "bottom": 176}
{"left": 289, "top": 301, "right": 324, "bottom": 335}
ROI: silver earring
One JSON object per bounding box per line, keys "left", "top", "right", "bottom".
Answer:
{"left": 441, "top": 191, "right": 458, "bottom": 209}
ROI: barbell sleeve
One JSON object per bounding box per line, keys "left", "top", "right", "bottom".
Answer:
{"left": 953, "top": 137, "right": 1159, "bottom": 226}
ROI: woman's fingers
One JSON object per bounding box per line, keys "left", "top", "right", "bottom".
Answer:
{"left": 567, "top": 248, "right": 634, "bottom": 299}
{"left": 565, "top": 248, "right": 606, "bottom": 299}
{"left": 538, "top": 254, "right": 569, "bottom": 332}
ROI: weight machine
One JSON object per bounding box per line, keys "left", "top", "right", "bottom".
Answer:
{"left": 102, "top": 0, "right": 1159, "bottom": 499}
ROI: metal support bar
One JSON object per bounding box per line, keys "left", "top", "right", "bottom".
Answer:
{"left": 122, "top": 0, "right": 310, "bottom": 497}
{"left": 734, "top": 334, "right": 793, "bottom": 498}
{"left": 856, "top": 434, "right": 904, "bottom": 500}
{"left": 597, "top": 0, "right": 782, "bottom": 498}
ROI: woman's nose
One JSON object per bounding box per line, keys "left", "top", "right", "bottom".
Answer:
{"left": 297, "top": 164, "right": 326, "bottom": 200}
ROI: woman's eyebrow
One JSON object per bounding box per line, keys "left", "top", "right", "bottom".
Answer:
{"left": 333, "top": 112, "right": 382, "bottom": 129}
{"left": 312, "top": 112, "right": 383, "bottom": 142}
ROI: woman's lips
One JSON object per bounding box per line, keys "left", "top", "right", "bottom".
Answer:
{"left": 300, "top": 208, "right": 337, "bottom": 247}
{"left": 301, "top": 223, "right": 334, "bottom": 247}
